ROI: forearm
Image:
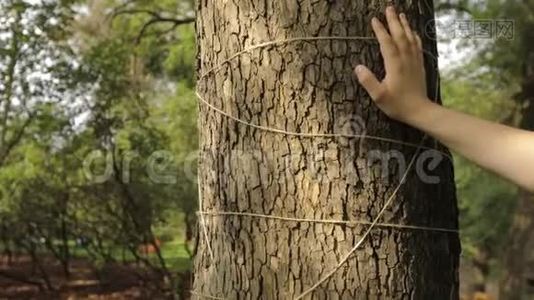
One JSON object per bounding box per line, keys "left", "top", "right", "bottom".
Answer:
{"left": 407, "top": 101, "right": 534, "bottom": 192}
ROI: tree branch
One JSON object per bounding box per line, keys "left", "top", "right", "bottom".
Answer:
{"left": 111, "top": 8, "right": 161, "bottom": 19}
{"left": 109, "top": 7, "right": 195, "bottom": 44}
{"left": 0, "top": 114, "right": 33, "bottom": 168}
{"left": 135, "top": 16, "right": 195, "bottom": 44}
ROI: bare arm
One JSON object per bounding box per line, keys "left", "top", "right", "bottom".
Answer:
{"left": 355, "top": 6, "right": 534, "bottom": 192}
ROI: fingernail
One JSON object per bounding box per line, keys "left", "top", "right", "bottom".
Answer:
{"left": 400, "top": 13, "right": 406, "bottom": 19}
{"left": 355, "top": 65, "right": 364, "bottom": 75}
{"left": 387, "top": 6, "right": 395, "bottom": 13}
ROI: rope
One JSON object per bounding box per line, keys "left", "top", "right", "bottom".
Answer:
{"left": 196, "top": 91, "right": 452, "bottom": 159}
{"left": 190, "top": 290, "right": 226, "bottom": 300}
{"left": 194, "top": 35, "right": 455, "bottom": 299}
{"left": 197, "top": 211, "right": 459, "bottom": 234}
{"left": 197, "top": 179, "right": 214, "bottom": 261}
{"left": 295, "top": 137, "right": 423, "bottom": 299}
{"left": 198, "top": 36, "right": 377, "bottom": 80}
{"left": 196, "top": 35, "right": 452, "bottom": 160}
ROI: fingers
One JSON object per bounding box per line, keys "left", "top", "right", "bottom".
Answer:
{"left": 385, "top": 6, "right": 409, "bottom": 50}
{"left": 399, "top": 13, "right": 415, "bottom": 46}
{"left": 415, "top": 33, "right": 423, "bottom": 51}
{"left": 415, "top": 34, "right": 426, "bottom": 72}
{"left": 354, "top": 65, "right": 385, "bottom": 101}
{"left": 371, "top": 17, "right": 398, "bottom": 60}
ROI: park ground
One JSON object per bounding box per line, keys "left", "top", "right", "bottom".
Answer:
{"left": 0, "top": 240, "right": 191, "bottom": 299}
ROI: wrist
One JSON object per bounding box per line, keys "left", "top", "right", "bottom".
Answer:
{"left": 400, "top": 97, "right": 438, "bottom": 127}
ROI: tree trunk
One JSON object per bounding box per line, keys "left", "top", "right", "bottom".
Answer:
{"left": 499, "top": 191, "right": 534, "bottom": 300}
{"left": 194, "top": 1, "right": 460, "bottom": 299}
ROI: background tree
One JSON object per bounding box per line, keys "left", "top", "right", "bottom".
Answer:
{"left": 437, "top": 0, "right": 534, "bottom": 298}
{"left": 0, "top": 0, "right": 198, "bottom": 297}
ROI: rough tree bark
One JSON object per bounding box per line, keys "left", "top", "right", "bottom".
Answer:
{"left": 194, "top": 1, "right": 460, "bottom": 299}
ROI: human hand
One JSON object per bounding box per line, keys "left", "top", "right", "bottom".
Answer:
{"left": 354, "top": 6, "right": 431, "bottom": 124}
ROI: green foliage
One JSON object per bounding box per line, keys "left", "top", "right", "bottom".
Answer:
{"left": 0, "top": 0, "right": 197, "bottom": 294}
{"left": 442, "top": 76, "right": 518, "bottom": 272}
{"left": 5, "top": 0, "right": 525, "bottom": 295}
{"left": 436, "top": 2, "right": 534, "bottom": 285}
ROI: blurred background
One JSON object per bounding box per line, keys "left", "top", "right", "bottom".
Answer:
{"left": 0, "top": 0, "right": 532, "bottom": 299}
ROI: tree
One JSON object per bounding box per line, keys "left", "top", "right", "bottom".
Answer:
{"left": 495, "top": 2, "right": 534, "bottom": 297}
{"left": 431, "top": 1, "right": 534, "bottom": 298}
{"left": 0, "top": 0, "right": 85, "bottom": 289}
{"left": 193, "top": 1, "right": 460, "bottom": 298}
{"left": 0, "top": 0, "right": 198, "bottom": 295}
{"left": 440, "top": 76, "right": 517, "bottom": 296}
{"left": 0, "top": 0, "right": 77, "bottom": 167}
{"left": 439, "top": 1, "right": 534, "bottom": 297}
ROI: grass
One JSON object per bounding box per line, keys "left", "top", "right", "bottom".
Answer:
{"left": 64, "top": 237, "right": 192, "bottom": 273}
{"left": 158, "top": 239, "right": 192, "bottom": 272}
